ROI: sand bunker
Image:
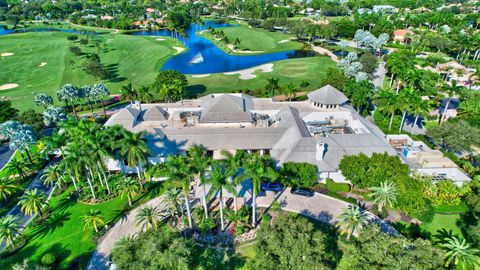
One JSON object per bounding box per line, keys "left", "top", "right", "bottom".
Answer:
{"left": 278, "top": 39, "right": 289, "bottom": 44}
{"left": 1, "top": 53, "right": 14, "bottom": 57}
{"left": 227, "top": 44, "right": 263, "bottom": 54}
{"left": 173, "top": 46, "right": 185, "bottom": 54}
{"left": 224, "top": 64, "right": 274, "bottom": 80}
{"left": 0, "top": 83, "right": 19, "bottom": 90}
{"left": 156, "top": 38, "right": 165, "bottom": 41}
{"left": 192, "top": 74, "right": 211, "bottom": 78}
{"left": 39, "top": 62, "right": 47, "bottom": 67}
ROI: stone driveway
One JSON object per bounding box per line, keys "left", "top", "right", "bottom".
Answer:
{"left": 86, "top": 196, "right": 165, "bottom": 270}
{"left": 257, "top": 188, "right": 398, "bottom": 235}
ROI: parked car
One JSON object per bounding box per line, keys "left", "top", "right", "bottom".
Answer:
{"left": 290, "top": 187, "right": 315, "bottom": 197}
{"left": 261, "top": 182, "right": 283, "bottom": 192}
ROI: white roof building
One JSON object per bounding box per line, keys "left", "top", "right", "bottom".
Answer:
{"left": 105, "top": 87, "right": 397, "bottom": 183}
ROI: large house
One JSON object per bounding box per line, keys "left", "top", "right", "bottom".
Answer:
{"left": 105, "top": 85, "right": 396, "bottom": 183}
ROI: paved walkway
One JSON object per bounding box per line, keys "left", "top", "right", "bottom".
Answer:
{"left": 86, "top": 196, "right": 165, "bottom": 270}
{"left": 0, "top": 161, "right": 55, "bottom": 251}
{"left": 311, "top": 45, "right": 339, "bottom": 63}
{"left": 373, "top": 61, "right": 386, "bottom": 89}
{"left": 257, "top": 188, "right": 398, "bottom": 235}
{"left": 0, "top": 143, "right": 15, "bottom": 170}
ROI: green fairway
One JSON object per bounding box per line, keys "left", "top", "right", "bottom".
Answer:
{"left": 0, "top": 31, "right": 181, "bottom": 111}
{"left": 199, "top": 24, "right": 303, "bottom": 54}
{"left": 187, "top": 56, "right": 337, "bottom": 96}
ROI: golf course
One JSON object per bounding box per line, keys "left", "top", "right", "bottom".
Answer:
{"left": 0, "top": 22, "right": 337, "bottom": 111}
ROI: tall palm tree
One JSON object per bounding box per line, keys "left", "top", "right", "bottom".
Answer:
{"left": 0, "top": 215, "right": 21, "bottom": 248}
{"left": 398, "top": 87, "right": 415, "bottom": 133}
{"left": 18, "top": 188, "right": 47, "bottom": 217}
{"left": 163, "top": 187, "right": 183, "bottom": 223}
{"left": 85, "top": 132, "right": 111, "bottom": 194}
{"left": 374, "top": 88, "right": 399, "bottom": 130}
{"left": 135, "top": 205, "right": 163, "bottom": 231}
{"left": 239, "top": 153, "right": 277, "bottom": 227}
{"left": 222, "top": 150, "right": 247, "bottom": 213}
{"left": 410, "top": 96, "right": 430, "bottom": 135}
{"left": 282, "top": 83, "right": 299, "bottom": 101}
{"left": 337, "top": 205, "right": 369, "bottom": 241}
{"left": 164, "top": 155, "right": 194, "bottom": 227}
{"left": 93, "top": 83, "right": 110, "bottom": 115}
{"left": 187, "top": 145, "right": 211, "bottom": 219}
{"left": 82, "top": 209, "right": 106, "bottom": 233}
{"left": 119, "top": 131, "right": 151, "bottom": 186}
{"left": 0, "top": 177, "right": 19, "bottom": 201}
{"left": 440, "top": 81, "right": 462, "bottom": 124}
{"left": 40, "top": 164, "right": 64, "bottom": 190}
{"left": 207, "top": 162, "right": 234, "bottom": 231}
{"left": 440, "top": 236, "right": 480, "bottom": 270}
{"left": 368, "top": 181, "right": 397, "bottom": 213}
{"left": 265, "top": 77, "right": 280, "bottom": 97}
{"left": 6, "top": 157, "right": 28, "bottom": 182}
{"left": 116, "top": 177, "right": 140, "bottom": 207}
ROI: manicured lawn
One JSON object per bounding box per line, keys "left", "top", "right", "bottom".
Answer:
{"left": 187, "top": 56, "right": 337, "bottom": 96}
{"left": 421, "top": 213, "right": 462, "bottom": 237}
{"left": 199, "top": 24, "right": 303, "bottom": 54}
{"left": 1, "top": 182, "right": 168, "bottom": 269}
{"left": 0, "top": 31, "right": 181, "bottom": 111}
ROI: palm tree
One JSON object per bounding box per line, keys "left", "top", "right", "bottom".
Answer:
{"left": 282, "top": 83, "right": 299, "bottom": 101}
{"left": 116, "top": 177, "right": 140, "bottom": 207}
{"left": 440, "top": 236, "right": 480, "bottom": 270}
{"left": 410, "top": 96, "right": 430, "bottom": 135}
{"left": 163, "top": 187, "right": 183, "bottom": 223}
{"left": 57, "top": 84, "right": 80, "bottom": 119}
{"left": 398, "top": 87, "right": 415, "bottom": 133}
{"left": 374, "top": 88, "right": 399, "bottom": 130}
{"left": 265, "top": 77, "right": 280, "bottom": 97}
{"left": 18, "top": 188, "right": 47, "bottom": 217}
{"left": 187, "top": 145, "right": 211, "bottom": 219}
{"left": 233, "top": 37, "right": 241, "bottom": 49}
{"left": 337, "top": 205, "right": 369, "bottom": 241}
{"left": 82, "top": 209, "right": 106, "bottom": 233}
{"left": 222, "top": 150, "right": 247, "bottom": 213}
{"left": 43, "top": 106, "right": 67, "bottom": 127}
{"left": 119, "top": 130, "right": 151, "bottom": 187}
{"left": 0, "top": 215, "right": 21, "bottom": 248}
{"left": 121, "top": 82, "right": 137, "bottom": 102}
{"left": 0, "top": 177, "right": 19, "bottom": 201}
{"left": 40, "top": 164, "right": 64, "bottom": 190}
{"left": 135, "top": 205, "right": 163, "bottom": 231}
{"left": 5, "top": 158, "right": 27, "bottom": 182}
{"left": 440, "top": 81, "right": 462, "bottom": 124}
{"left": 207, "top": 162, "right": 234, "bottom": 231}
{"left": 238, "top": 153, "right": 277, "bottom": 227}
{"left": 368, "top": 181, "right": 397, "bottom": 213}
{"left": 164, "top": 155, "right": 194, "bottom": 227}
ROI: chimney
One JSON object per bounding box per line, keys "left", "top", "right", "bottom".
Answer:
{"left": 316, "top": 142, "right": 327, "bottom": 160}
{"left": 134, "top": 100, "right": 142, "bottom": 111}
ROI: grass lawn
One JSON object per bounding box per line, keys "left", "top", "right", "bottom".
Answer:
{"left": 199, "top": 24, "right": 303, "bottom": 54}
{"left": 1, "top": 182, "right": 168, "bottom": 269}
{"left": 421, "top": 213, "right": 462, "bottom": 237}
{"left": 0, "top": 31, "right": 181, "bottom": 111}
{"left": 187, "top": 56, "right": 337, "bottom": 96}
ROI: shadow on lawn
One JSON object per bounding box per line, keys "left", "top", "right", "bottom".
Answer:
{"left": 104, "top": 63, "right": 126, "bottom": 83}
{"left": 187, "top": 84, "right": 207, "bottom": 98}
{"left": 29, "top": 211, "right": 71, "bottom": 239}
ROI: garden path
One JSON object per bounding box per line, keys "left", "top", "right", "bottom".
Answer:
{"left": 0, "top": 161, "right": 55, "bottom": 251}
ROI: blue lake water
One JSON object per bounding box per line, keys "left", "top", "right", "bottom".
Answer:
{"left": 130, "top": 21, "right": 310, "bottom": 74}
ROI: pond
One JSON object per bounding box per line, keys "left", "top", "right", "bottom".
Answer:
{"left": 130, "top": 21, "right": 312, "bottom": 74}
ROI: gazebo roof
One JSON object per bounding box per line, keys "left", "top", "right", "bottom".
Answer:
{"left": 307, "top": 85, "right": 348, "bottom": 105}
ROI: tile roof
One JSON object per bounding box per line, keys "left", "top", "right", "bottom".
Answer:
{"left": 307, "top": 85, "right": 348, "bottom": 105}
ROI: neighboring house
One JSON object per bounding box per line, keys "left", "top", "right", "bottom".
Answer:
{"left": 387, "top": 134, "right": 471, "bottom": 186}
{"left": 101, "top": 15, "right": 114, "bottom": 21}
{"left": 372, "top": 5, "right": 398, "bottom": 14}
{"left": 104, "top": 86, "right": 397, "bottom": 184}
{"left": 416, "top": 61, "right": 478, "bottom": 89}
{"left": 393, "top": 29, "right": 415, "bottom": 44}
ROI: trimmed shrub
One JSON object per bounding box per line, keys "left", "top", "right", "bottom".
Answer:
{"left": 41, "top": 253, "right": 56, "bottom": 267}
{"left": 326, "top": 178, "right": 350, "bottom": 193}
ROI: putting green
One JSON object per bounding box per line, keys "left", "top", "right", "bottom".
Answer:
{"left": 187, "top": 56, "right": 337, "bottom": 96}
{"left": 0, "top": 31, "right": 180, "bottom": 111}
